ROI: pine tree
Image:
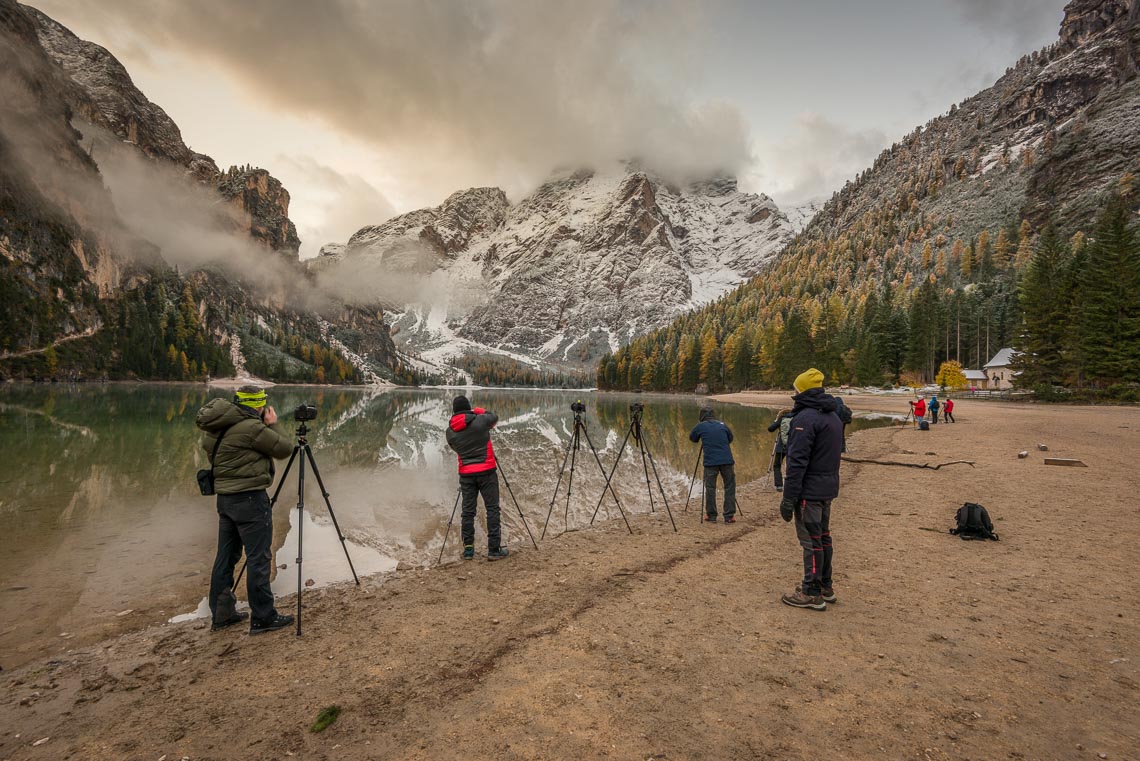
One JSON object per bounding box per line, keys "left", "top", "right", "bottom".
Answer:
{"left": 1012, "top": 227, "right": 1071, "bottom": 386}
{"left": 698, "top": 328, "right": 721, "bottom": 388}
{"left": 1077, "top": 197, "right": 1140, "bottom": 385}
{"left": 773, "top": 307, "right": 813, "bottom": 388}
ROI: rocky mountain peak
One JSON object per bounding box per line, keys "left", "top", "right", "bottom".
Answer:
{"left": 1058, "top": 0, "right": 1137, "bottom": 52}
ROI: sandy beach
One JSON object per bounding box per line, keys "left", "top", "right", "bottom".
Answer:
{"left": 1, "top": 393, "right": 1138, "bottom": 760}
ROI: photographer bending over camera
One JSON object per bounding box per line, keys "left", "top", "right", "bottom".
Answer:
{"left": 446, "top": 395, "right": 509, "bottom": 561}
{"left": 196, "top": 385, "right": 295, "bottom": 634}
{"left": 689, "top": 406, "right": 737, "bottom": 523}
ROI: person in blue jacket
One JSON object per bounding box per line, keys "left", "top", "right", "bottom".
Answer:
{"left": 689, "top": 406, "right": 736, "bottom": 523}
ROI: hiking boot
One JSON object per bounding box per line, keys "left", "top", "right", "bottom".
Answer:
{"left": 703, "top": 514, "right": 717, "bottom": 523}
{"left": 781, "top": 590, "right": 826, "bottom": 610}
{"left": 798, "top": 584, "right": 837, "bottom": 604}
{"left": 211, "top": 611, "right": 249, "bottom": 631}
{"left": 775, "top": 485, "right": 783, "bottom": 492}
{"left": 724, "top": 515, "right": 737, "bottom": 524}
{"left": 486, "top": 547, "right": 509, "bottom": 561}
{"left": 249, "top": 613, "right": 294, "bottom": 635}
{"left": 462, "top": 545, "right": 475, "bottom": 560}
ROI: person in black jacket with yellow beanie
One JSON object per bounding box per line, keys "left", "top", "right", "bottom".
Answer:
{"left": 778, "top": 369, "right": 845, "bottom": 610}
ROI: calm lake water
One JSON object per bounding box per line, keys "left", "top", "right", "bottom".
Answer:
{"left": 0, "top": 384, "right": 888, "bottom": 665}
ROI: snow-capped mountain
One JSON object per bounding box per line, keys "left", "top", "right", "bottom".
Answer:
{"left": 314, "top": 166, "right": 798, "bottom": 369}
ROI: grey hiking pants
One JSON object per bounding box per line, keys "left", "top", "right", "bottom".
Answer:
{"left": 703, "top": 464, "right": 736, "bottom": 518}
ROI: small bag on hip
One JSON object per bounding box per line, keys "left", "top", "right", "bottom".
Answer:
{"left": 197, "top": 425, "right": 233, "bottom": 496}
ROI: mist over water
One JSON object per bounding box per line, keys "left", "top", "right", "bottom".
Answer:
{"left": 0, "top": 384, "right": 887, "bottom": 665}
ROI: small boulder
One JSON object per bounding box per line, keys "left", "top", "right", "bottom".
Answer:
{"left": 1018, "top": 451, "right": 1029, "bottom": 459}
{"left": 1038, "top": 443, "right": 1049, "bottom": 451}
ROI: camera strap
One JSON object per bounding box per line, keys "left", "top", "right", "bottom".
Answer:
{"left": 209, "top": 424, "right": 237, "bottom": 471}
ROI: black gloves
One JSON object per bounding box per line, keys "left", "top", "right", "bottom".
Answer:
{"left": 780, "top": 496, "right": 796, "bottom": 522}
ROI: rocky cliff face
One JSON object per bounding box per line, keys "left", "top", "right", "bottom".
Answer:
{"left": 325, "top": 166, "right": 796, "bottom": 369}
{"left": 25, "top": 5, "right": 300, "bottom": 257}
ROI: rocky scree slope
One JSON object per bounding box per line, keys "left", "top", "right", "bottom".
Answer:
{"left": 316, "top": 168, "right": 799, "bottom": 368}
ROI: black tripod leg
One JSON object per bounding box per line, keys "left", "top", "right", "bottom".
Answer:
{"left": 304, "top": 446, "right": 359, "bottom": 584}
{"left": 497, "top": 462, "right": 539, "bottom": 550}
{"left": 234, "top": 445, "right": 299, "bottom": 592}
{"left": 438, "top": 488, "right": 461, "bottom": 564}
{"left": 541, "top": 430, "right": 575, "bottom": 540}
{"left": 644, "top": 446, "right": 678, "bottom": 532}
{"left": 296, "top": 444, "right": 306, "bottom": 637}
{"left": 685, "top": 444, "right": 702, "bottom": 513}
{"left": 564, "top": 436, "right": 578, "bottom": 531}
{"left": 638, "top": 439, "right": 656, "bottom": 513}
{"left": 581, "top": 424, "right": 628, "bottom": 531}
{"left": 589, "top": 426, "right": 633, "bottom": 533}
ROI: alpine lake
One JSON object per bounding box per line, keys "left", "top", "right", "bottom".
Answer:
{"left": 0, "top": 384, "right": 891, "bottom": 666}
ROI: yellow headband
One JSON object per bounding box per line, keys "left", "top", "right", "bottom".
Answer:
{"left": 234, "top": 389, "right": 267, "bottom": 409}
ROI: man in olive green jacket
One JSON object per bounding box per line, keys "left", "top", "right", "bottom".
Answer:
{"left": 197, "top": 385, "right": 294, "bottom": 634}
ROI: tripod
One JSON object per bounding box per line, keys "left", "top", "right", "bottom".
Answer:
{"left": 542, "top": 408, "right": 631, "bottom": 538}
{"left": 233, "top": 420, "right": 358, "bottom": 637}
{"left": 437, "top": 460, "right": 539, "bottom": 563}
{"left": 589, "top": 406, "right": 677, "bottom": 532}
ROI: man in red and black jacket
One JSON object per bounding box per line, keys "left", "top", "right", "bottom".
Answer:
{"left": 445, "top": 395, "right": 508, "bottom": 561}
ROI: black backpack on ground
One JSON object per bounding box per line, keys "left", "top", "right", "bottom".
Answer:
{"left": 950, "top": 502, "right": 999, "bottom": 541}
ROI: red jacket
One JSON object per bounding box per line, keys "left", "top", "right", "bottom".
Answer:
{"left": 944, "top": 399, "right": 954, "bottom": 413}
{"left": 913, "top": 399, "right": 926, "bottom": 417}
{"left": 445, "top": 408, "right": 498, "bottom": 475}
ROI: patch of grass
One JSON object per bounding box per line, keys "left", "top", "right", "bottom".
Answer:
{"left": 310, "top": 705, "right": 342, "bottom": 733}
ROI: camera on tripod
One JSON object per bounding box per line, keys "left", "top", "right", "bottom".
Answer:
{"left": 629, "top": 402, "right": 645, "bottom": 413}
{"left": 570, "top": 400, "right": 587, "bottom": 414}
{"left": 294, "top": 404, "right": 317, "bottom": 422}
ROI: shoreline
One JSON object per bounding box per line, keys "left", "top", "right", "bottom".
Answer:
{"left": 2, "top": 402, "right": 1137, "bottom": 759}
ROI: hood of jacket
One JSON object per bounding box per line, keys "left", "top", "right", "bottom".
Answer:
{"left": 791, "top": 387, "right": 839, "bottom": 415}
{"left": 699, "top": 407, "right": 716, "bottom": 422}
{"left": 196, "top": 397, "right": 258, "bottom": 432}
{"left": 449, "top": 412, "right": 470, "bottom": 432}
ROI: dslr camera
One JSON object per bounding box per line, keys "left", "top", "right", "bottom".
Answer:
{"left": 293, "top": 403, "right": 318, "bottom": 422}
{"left": 570, "top": 400, "right": 587, "bottom": 414}
{"left": 629, "top": 402, "right": 645, "bottom": 413}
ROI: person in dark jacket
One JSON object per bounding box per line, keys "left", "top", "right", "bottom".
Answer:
{"left": 445, "top": 395, "right": 508, "bottom": 560}
{"left": 197, "top": 385, "right": 295, "bottom": 634}
{"left": 689, "top": 406, "right": 736, "bottom": 523}
{"left": 778, "top": 369, "right": 844, "bottom": 610}
{"left": 766, "top": 408, "right": 793, "bottom": 491}
{"left": 929, "top": 395, "right": 940, "bottom": 425}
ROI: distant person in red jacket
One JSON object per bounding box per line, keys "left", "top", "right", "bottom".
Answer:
{"left": 445, "top": 395, "right": 508, "bottom": 561}
{"left": 912, "top": 397, "right": 926, "bottom": 423}
{"left": 943, "top": 398, "right": 955, "bottom": 423}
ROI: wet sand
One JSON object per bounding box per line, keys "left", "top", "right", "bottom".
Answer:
{"left": 1, "top": 396, "right": 1138, "bottom": 760}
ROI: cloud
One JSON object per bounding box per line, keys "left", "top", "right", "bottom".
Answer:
{"left": 949, "top": 0, "right": 1068, "bottom": 49}
{"left": 276, "top": 156, "right": 396, "bottom": 257}
{"left": 750, "top": 114, "right": 888, "bottom": 205}
{"left": 37, "top": 0, "right": 751, "bottom": 198}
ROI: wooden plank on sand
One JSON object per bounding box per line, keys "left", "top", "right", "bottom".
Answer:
{"left": 1044, "top": 458, "right": 1087, "bottom": 467}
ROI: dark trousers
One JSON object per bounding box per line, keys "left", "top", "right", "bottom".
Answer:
{"left": 460, "top": 470, "right": 502, "bottom": 550}
{"left": 794, "top": 499, "right": 833, "bottom": 596}
{"left": 772, "top": 451, "right": 785, "bottom": 489}
{"left": 210, "top": 490, "right": 277, "bottom": 624}
{"left": 945, "top": 410, "right": 955, "bottom": 423}
{"left": 929, "top": 410, "right": 939, "bottom": 424}
{"left": 703, "top": 464, "right": 736, "bottom": 518}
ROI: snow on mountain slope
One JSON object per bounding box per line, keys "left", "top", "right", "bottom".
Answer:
{"left": 313, "top": 165, "right": 797, "bottom": 368}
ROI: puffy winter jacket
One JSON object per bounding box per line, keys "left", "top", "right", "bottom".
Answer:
{"left": 913, "top": 399, "right": 926, "bottom": 418}
{"left": 783, "top": 388, "right": 845, "bottom": 504}
{"left": 689, "top": 408, "right": 734, "bottom": 466}
{"left": 446, "top": 408, "right": 498, "bottom": 475}
{"left": 196, "top": 398, "right": 293, "bottom": 494}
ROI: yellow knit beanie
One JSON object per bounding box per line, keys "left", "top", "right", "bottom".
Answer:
{"left": 793, "top": 368, "right": 824, "bottom": 393}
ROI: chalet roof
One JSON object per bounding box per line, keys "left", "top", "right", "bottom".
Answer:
{"left": 984, "top": 348, "right": 1017, "bottom": 369}
{"left": 964, "top": 369, "right": 987, "bottom": 380}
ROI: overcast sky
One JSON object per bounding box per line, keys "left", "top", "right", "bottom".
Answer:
{"left": 32, "top": 0, "right": 1070, "bottom": 257}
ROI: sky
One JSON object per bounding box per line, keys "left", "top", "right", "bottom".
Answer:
{"left": 32, "top": 0, "right": 1070, "bottom": 257}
